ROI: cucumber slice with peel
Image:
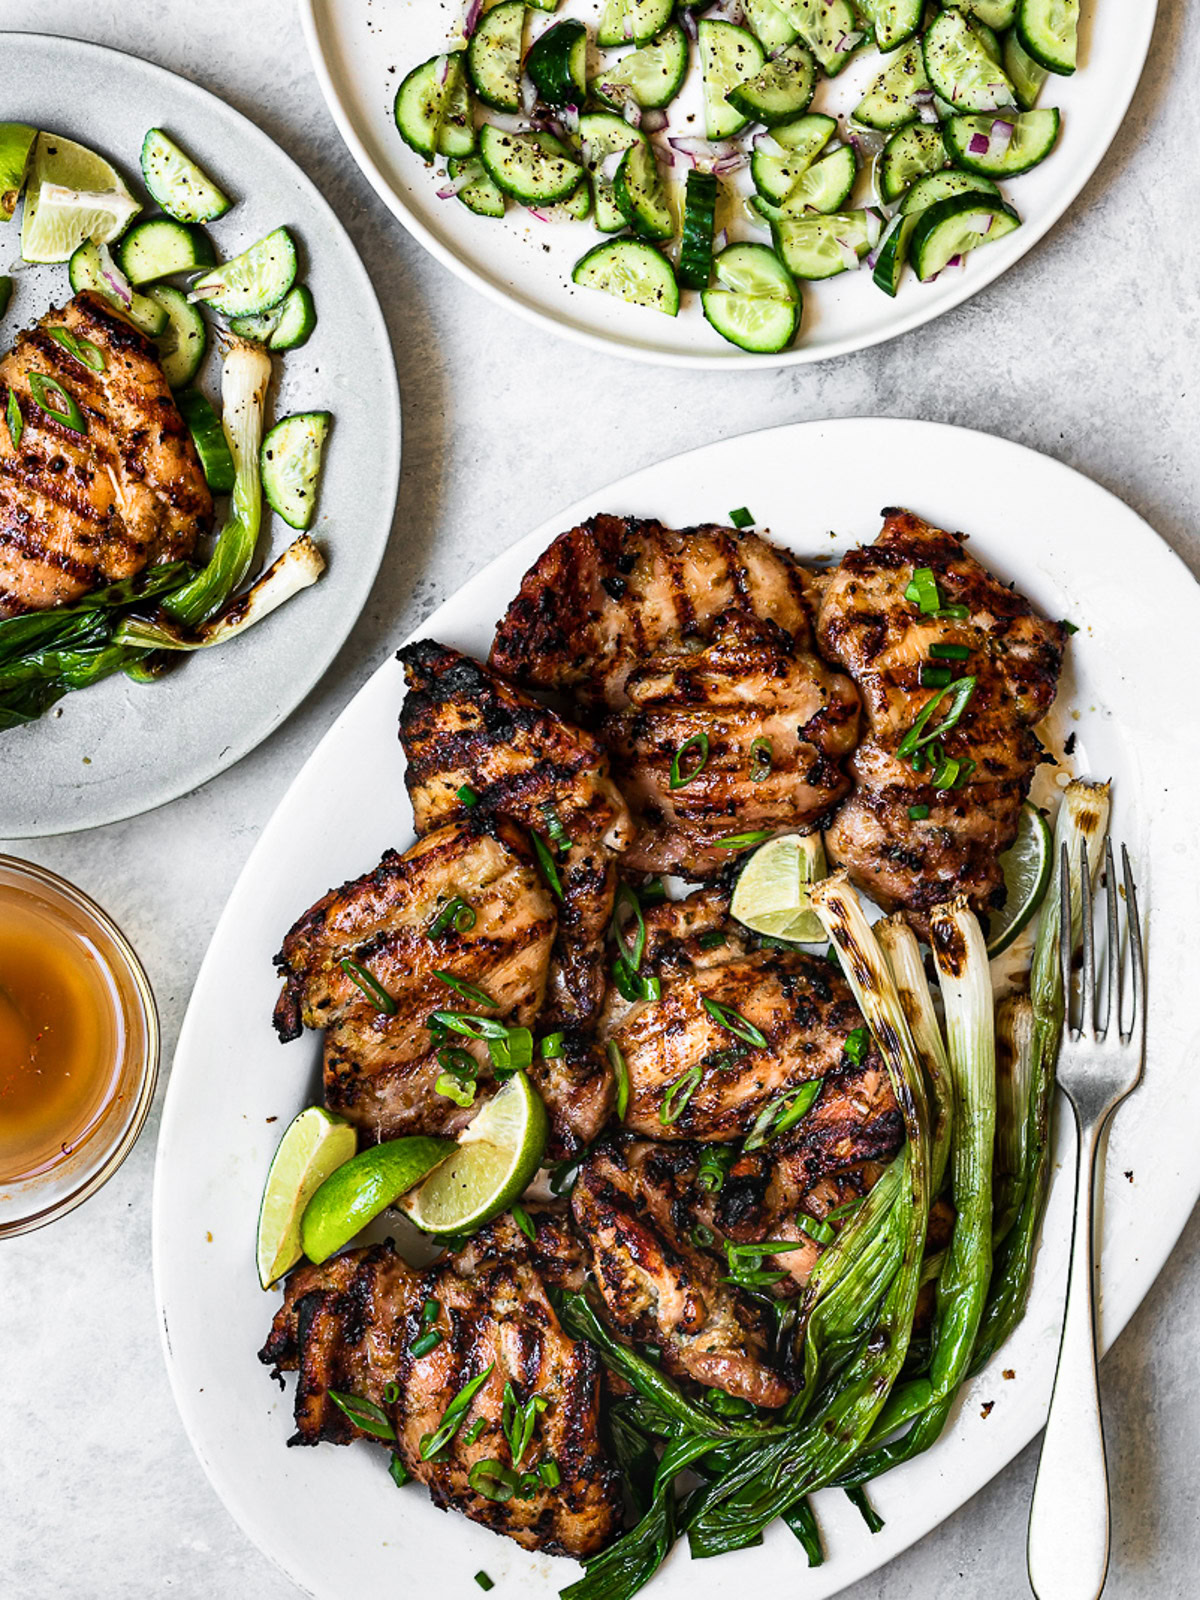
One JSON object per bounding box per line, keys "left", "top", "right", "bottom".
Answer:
{"left": 147, "top": 285, "right": 207, "bottom": 388}
{"left": 190, "top": 226, "right": 297, "bottom": 317}
{"left": 853, "top": 41, "right": 930, "bottom": 132}
{"left": 727, "top": 42, "right": 817, "bottom": 128}
{"left": 572, "top": 238, "right": 679, "bottom": 316}
{"left": 597, "top": 0, "right": 675, "bottom": 49}
{"left": 898, "top": 168, "right": 1000, "bottom": 215}
{"left": 579, "top": 113, "right": 645, "bottom": 234}
{"left": 877, "top": 124, "right": 947, "bottom": 204}
{"left": 526, "top": 19, "right": 588, "bottom": 108}
{"left": 769, "top": 209, "right": 877, "bottom": 279}
{"left": 68, "top": 240, "right": 167, "bottom": 336}
{"left": 1004, "top": 29, "right": 1049, "bottom": 109}
{"left": 750, "top": 113, "right": 837, "bottom": 204}
{"left": 591, "top": 22, "right": 689, "bottom": 110}
{"left": 532, "top": 178, "right": 591, "bottom": 223}
{"left": 908, "top": 191, "right": 1020, "bottom": 279}
{"left": 261, "top": 412, "right": 331, "bottom": 531}
{"left": 779, "top": 0, "right": 865, "bottom": 76}
{"left": 923, "top": 9, "right": 1017, "bottom": 111}
{"left": 613, "top": 139, "right": 673, "bottom": 241}
{"left": 743, "top": 0, "right": 798, "bottom": 54}
{"left": 265, "top": 284, "right": 317, "bottom": 350}
{"left": 872, "top": 212, "right": 917, "bottom": 297}
{"left": 174, "top": 388, "right": 236, "bottom": 495}
{"left": 394, "top": 52, "right": 476, "bottom": 159}
{"left": 698, "top": 20, "right": 765, "bottom": 140}
{"left": 1016, "top": 0, "right": 1078, "bottom": 75}
{"left": 479, "top": 127, "right": 582, "bottom": 205}
{"left": 117, "top": 217, "right": 215, "bottom": 285}
{"left": 858, "top": 0, "right": 923, "bottom": 52}
{"left": 943, "top": 108, "right": 1060, "bottom": 175}
{"left": 755, "top": 144, "right": 857, "bottom": 215}
{"left": 467, "top": 2, "right": 525, "bottom": 112}
{"left": 447, "top": 156, "right": 507, "bottom": 219}
{"left": 140, "top": 129, "right": 231, "bottom": 224}
{"left": 956, "top": 0, "right": 1017, "bottom": 25}
{"left": 702, "top": 242, "right": 800, "bottom": 354}
{"left": 678, "top": 170, "right": 718, "bottom": 290}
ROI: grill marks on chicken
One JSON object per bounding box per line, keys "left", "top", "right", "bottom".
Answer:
{"left": 0, "top": 292, "right": 212, "bottom": 616}
{"left": 816, "top": 509, "right": 1066, "bottom": 929}
{"left": 572, "top": 1139, "right": 792, "bottom": 1407}
{"left": 604, "top": 610, "right": 860, "bottom": 876}
{"left": 398, "top": 640, "right": 633, "bottom": 1025}
{"left": 272, "top": 821, "right": 556, "bottom": 1141}
{"left": 260, "top": 1231, "right": 621, "bottom": 1558}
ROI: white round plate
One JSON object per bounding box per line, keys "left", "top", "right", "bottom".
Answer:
{"left": 300, "top": 0, "right": 1156, "bottom": 370}
{"left": 0, "top": 33, "right": 400, "bottom": 837}
{"left": 155, "top": 418, "right": 1199, "bottom": 1599}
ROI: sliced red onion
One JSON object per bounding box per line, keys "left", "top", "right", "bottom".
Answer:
{"left": 640, "top": 107, "right": 668, "bottom": 134}
{"left": 714, "top": 227, "right": 728, "bottom": 253}
{"left": 835, "top": 237, "right": 861, "bottom": 271}
{"left": 864, "top": 208, "right": 883, "bottom": 248}
{"left": 528, "top": 207, "right": 552, "bottom": 223}
{"left": 438, "top": 53, "right": 452, "bottom": 85}
{"left": 599, "top": 150, "right": 624, "bottom": 182}
{"left": 679, "top": 7, "right": 697, "bottom": 40}
{"left": 836, "top": 30, "right": 865, "bottom": 52}
{"left": 968, "top": 131, "right": 990, "bottom": 155}
{"left": 753, "top": 132, "right": 787, "bottom": 159}
{"left": 623, "top": 99, "right": 643, "bottom": 128}
{"left": 971, "top": 213, "right": 995, "bottom": 235}
{"left": 911, "top": 89, "right": 934, "bottom": 104}
{"left": 462, "top": 0, "right": 483, "bottom": 38}
{"left": 713, "top": 151, "right": 748, "bottom": 176}
{"left": 521, "top": 75, "right": 538, "bottom": 116}
{"left": 436, "top": 162, "right": 482, "bottom": 199}
{"left": 561, "top": 103, "right": 580, "bottom": 136}
{"left": 97, "top": 245, "right": 133, "bottom": 307}
{"left": 917, "top": 102, "right": 940, "bottom": 124}
{"left": 990, "top": 117, "right": 1015, "bottom": 152}
{"left": 948, "top": 253, "right": 963, "bottom": 267}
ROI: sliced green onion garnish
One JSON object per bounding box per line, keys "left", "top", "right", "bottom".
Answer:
{"left": 697, "top": 930, "right": 727, "bottom": 950}
{"left": 488, "top": 1025, "right": 532, "bottom": 1077}
{"left": 612, "top": 955, "right": 660, "bottom": 1003}
{"left": 1062, "top": 620, "right": 1079, "bottom": 635}
{"left": 537, "top": 1459, "right": 561, "bottom": 1488}
{"left": 929, "top": 642, "right": 970, "bottom": 660}
{"left": 690, "top": 1223, "right": 715, "bottom": 1248}
{"left": 428, "top": 1010, "right": 510, "bottom": 1041}
{"left": 908, "top": 803, "right": 931, "bottom": 820}
{"left": 842, "top": 1026, "right": 870, "bottom": 1065}
{"left": 896, "top": 676, "right": 976, "bottom": 760}
{"left": 637, "top": 877, "right": 667, "bottom": 906}
{"left": 725, "top": 1237, "right": 810, "bottom": 1258}
{"left": 920, "top": 664, "right": 953, "bottom": 689}
{"left": 744, "top": 1077, "right": 822, "bottom": 1150}
{"left": 607, "top": 1039, "right": 629, "bottom": 1120}
{"left": 457, "top": 783, "right": 479, "bottom": 806}
{"left": 463, "top": 1417, "right": 487, "bottom": 1446}
{"left": 437, "top": 1045, "right": 478, "bottom": 1079}
{"left": 470, "top": 1459, "right": 518, "bottom": 1502}
{"left": 796, "top": 1212, "right": 836, "bottom": 1246}
{"left": 28, "top": 372, "right": 86, "bottom": 433}
{"left": 328, "top": 1390, "right": 396, "bottom": 1441}
{"left": 434, "top": 969, "right": 494, "bottom": 1006}
{"left": 340, "top": 956, "right": 397, "bottom": 1014}
{"left": 511, "top": 1203, "right": 536, "bottom": 1242}
{"left": 770, "top": 1077, "right": 823, "bottom": 1138}
{"left": 540, "top": 801, "right": 571, "bottom": 850}
{"left": 669, "top": 730, "right": 710, "bottom": 790}
{"left": 411, "top": 1327, "right": 443, "bottom": 1358}
{"left": 5, "top": 388, "right": 22, "bottom": 450}
{"left": 384, "top": 1379, "right": 402, "bottom": 1403}
{"left": 931, "top": 753, "right": 961, "bottom": 789}
{"left": 696, "top": 1144, "right": 734, "bottom": 1192}
{"left": 702, "top": 997, "right": 768, "bottom": 1048}
{"left": 729, "top": 506, "right": 754, "bottom": 529}
{"left": 749, "top": 736, "right": 773, "bottom": 782}
{"left": 422, "top": 1297, "right": 441, "bottom": 1325}
{"left": 659, "top": 1064, "right": 703, "bottom": 1125}
{"left": 531, "top": 831, "right": 564, "bottom": 899}
{"left": 420, "top": 1364, "right": 494, "bottom": 1460}
{"left": 434, "top": 1073, "right": 475, "bottom": 1105}
{"left": 610, "top": 881, "right": 647, "bottom": 970}
{"left": 540, "top": 1031, "right": 564, "bottom": 1059}
{"left": 389, "top": 1452, "right": 411, "bottom": 1487}
{"left": 47, "top": 325, "right": 106, "bottom": 370}
{"left": 474, "top": 1573, "right": 495, "bottom": 1591}
{"left": 715, "top": 830, "right": 772, "bottom": 849}
{"left": 904, "top": 566, "right": 940, "bottom": 613}
{"left": 428, "top": 896, "right": 476, "bottom": 937}
{"left": 936, "top": 603, "right": 970, "bottom": 620}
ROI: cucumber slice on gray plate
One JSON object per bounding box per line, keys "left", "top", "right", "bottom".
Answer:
{"left": 479, "top": 127, "right": 582, "bottom": 205}
{"left": 750, "top": 113, "right": 837, "bottom": 204}
{"left": 140, "top": 129, "right": 231, "bottom": 225}
{"left": 872, "top": 213, "right": 917, "bottom": 297}
{"left": 877, "top": 124, "right": 947, "bottom": 205}
{"left": 572, "top": 238, "right": 679, "bottom": 316}
{"left": 908, "top": 190, "right": 1020, "bottom": 280}
{"left": 68, "top": 240, "right": 167, "bottom": 336}
{"left": 1004, "top": 28, "right": 1049, "bottom": 109}
{"left": 597, "top": 0, "right": 675, "bottom": 49}
{"left": 769, "top": 209, "right": 877, "bottom": 279}
{"left": 261, "top": 412, "right": 331, "bottom": 530}
{"left": 232, "top": 284, "right": 318, "bottom": 350}
{"left": 677, "top": 170, "right": 718, "bottom": 291}
{"left": 698, "top": 19, "right": 765, "bottom": 140}
{"left": 702, "top": 241, "right": 800, "bottom": 354}
{"left": 147, "top": 284, "right": 206, "bottom": 388}
{"left": 174, "top": 388, "right": 235, "bottom": 494}
{"left": 1016, "top": 0, "right": 1078, "bottom": 75}
{"left": 117, "top": 217, "right": 215, "bottom": 285}
{"left": 395, "top": 51, "right": 476, "bottom": 158}
{"left": 943, "top": 108, "right": 1060, "bottom": 175}
{"left": 923, "top": 9, "right": 1017, "bottom": 112}
{"left": 591, "top": 21, "right": 689, "bottom": 110}
{"left": 190, "top": 227, "right": 298, "bottom": 317}
{"left": 727, "top": 42, "right": 817, "bottom": 128}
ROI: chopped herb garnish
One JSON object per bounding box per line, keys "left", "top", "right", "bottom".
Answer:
{"left": 384, "top": 1380, "right": 402, "bottom": 1404}
{"left": 929, "top": 642, "right": 970, "bottom": 660}
{"left": 511, "top": 1203, "right": 537, "bottom": 1242}
{"left": 843, "top": 1026, "right": 870, "bottom": 1065}
{"left": 659, "top": 1063, "right": 703, "bottom": 1125}
{"left": 488, "top": 1025, "right": 533, "bottom": 1077}
{"left": 707, "top": 1389, "right": 756, "bottom": 1418}
{"left": 930, "top": 753, "right": 961, "bottom": 789}
{"left": 5, "top": 388, "right": 22, "bottom": 450}
{"left": 428, "top": 895, "right": 476, "bottom": 937}
{"left": 612, "top": 955, "right": 660, "bottom": 1003}
{"left": 702, "top": 997, "right": 768, "bottom": 1048}
{"left": 690, "top": 1223, "right": 715, "bottom": 1249}
{"left": 908, "top": 803, "right": 931, "bottom": 820}
{"left": 421, "top": 1297, "right": 441, "bottom": 1326}
{"left": 937, "top": 603, "right": 970, "bottom": 620}
{"left": 825, "top": 1195, "right": 865, "bottom": 1224}
{"left": 697, "top": 930, "right": 727, "bottom": 950}
{"left": 714, "top": 830, "right": 772, "bottom": 849}
{"left": 531, "top": 831, "right": 564, "bottom": 898}
{"left": 669, "top": 730, "right": 710, "bottom": 790}
{"left": 1062, "top": 620, "right": 1079, "bottom": 635}
{"left": 697, "top": 1144, "right": 734, "bottom": 1193}
{"left": 896, "top": 676, "right": 976, "bottom": 761}
{"left": 434, "top": 969, "right": 494, "bottom": 1006}
{"left": 474, "top": 1573, "right": 495, "bottom": 1591}
{"left": 340, "top": 956, "right": 398, "bottom": 1014}
{"left": 420, "top": 1364, "right": 495, "bottom": 1460}
{"left": 540, "top": 802, "right": 571, "bottom": 851}
{"left": 389, "top": 1452, "right": 411, "bottom": 1487}
{"left": 429, "top": 1010, "right": 510, "bottom": 1041}
{"left": 729, "top": 506, "right": 754, "bottom": 529}
{"left": 435, "top": 1064, "right": 477, "bottom": 1102}
{"left": 411, "top": 1328, "right": 442, "bottom": 1358}
{"left": 47, "top": 325, "right": 106, "bottom": 370}
{"left": 744, "top": 1078, "right": 823, "bottom": 1150}
{"left": 610, "top": 882, "right": 647, "bottom": 970}
{"left": 328, "top": 1390, "right": 396, "bottom": 1441}
{"left": 796, "top": 1212, "right": 836, "bottom": 1246}
{"left": 502, "top": 1382, "right": 549, "bottom": 1467}
{"left": 919, "top": 663, "right": 953, "bottom": 689}
{"left": 748, "top": 736, "right": 773, "bottom": 782}
{"left": 28, "top": 372, "right": 86, "bottom": 433}
{"left": 469, "top": 1459, "right": 518, "bottom": 1502}
{"left": 463, "top": 1417, "right": 487, "bottom": 1446}
{"left": 457, "top": 783, "right": 479, "bottom": 806}
{"left": 537, "top": 1459, "right": 561, "bottom": 1488}
{"left": 904, "top": 566, "right": 940, "bottom": 614}
{"left": 540, "top": 1031, "right": 565, "bottom": 1059}
{"left": 607, "top": 1039, "right": 630, "bottom": 1120}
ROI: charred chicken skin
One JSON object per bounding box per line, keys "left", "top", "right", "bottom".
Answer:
{"left": 0, "top": 292, "right": 212, "bottom": 616}
{"left": 260, "top": 1224, "right": 621, "bottom": 1558}
{"left": 397, "top": 640, "right": 633, "bottom": 1025}
{"left": 816, "top": 508, "right": 1066, "bottom": 931}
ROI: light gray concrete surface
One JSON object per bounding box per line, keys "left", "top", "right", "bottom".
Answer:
{"left": 3, "top": 1, "right": 1198, "bottom": 1596}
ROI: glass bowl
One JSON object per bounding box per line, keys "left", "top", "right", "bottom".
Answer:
{"left": 0, "top": 856, "right": 159, "bottom": 1237}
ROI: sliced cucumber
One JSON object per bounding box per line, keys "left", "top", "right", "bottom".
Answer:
{"left": 853, "top": 40, "right": 930, "bottom": 132}
{"left": 0, "top": 277, "right": 10, "bottom": 320}
{"left": 267, "top": 284, "right": 317, "bottom": 350}
{"left": 614, "top": 140, "right": 673, "bottom": 242}
{"left": 572, "top": 238, "right": 679, "bottom": 315}
{"left": 769, "top": 208, "right": 876, "bottom": 279}
{"left": 261, "top": 412, "right": 331, "bottom": 531}
{"left": 467, "top": 2, "right": 525, "bottom": 112}
{"left": 854, "top": 0, "right": 923, "bottom": 52}
{"left": 968, "top": 17, "right": 1003, "bottom": 63}
{"left": 578, "top": 112, "right": 645, "bottom": 233}
{"left": 702, "top": 242, "right": 800, "bottom": 353}
{"left": 922, "top": 9, "right": 1016, "bottom": 111}
{"left": 597, "top": 0, "right": 675, "bottom": 49}
{"left": 175, "top": 388, "right": 235, "bottom": 494}
{"left": 711, "top": 241, "right": 798, "bottom": 297}
{"left": 190, "top": 227, "right": 297, "bottom": 317}
{"left": 228, "top": 306, "right": 280, "bottom": 342}
{"left": 898, "top": 168, "right": 1000, "bottom": 214}
{"left": 678, "top": 170, "right": 718, "bottom": 290}
{"left": 779, "top": 0, "right": 865, "bottom": 77}
{"left": 140, "top": 129, "right": 231, "bottom": 225}
{"left": 743, "top": 0, "right": 798, "bottom": 54}
{"left": 447, "top": 156, "right": 507, "bottom": 219}
{"left": 68, "top": 240, "right": 168, "bottom": 337}
{"left": 872, "top": 212, "right": 917, "bottom": 296}
{"left": 943, "top": 108, "right": 1059, "bottom": 175}
{"left": 591, "top": 22, "right": 689, "bottom": 110}
{"left": 117, "top": 218, "right": 215, "bottom": 285}
{"left": 956, "top": 0, "right": 1017, "bottom": 25}
{"left": 698, "top": 20, "right": 766, "bottom": 140}
{"left": 877, "top": 124, "right": 947, "bottom": 204}
{"left": 1004, "top": 28, "right": 1050, "bottom": 110}
{"left": 1016, "top": 0, "right": 1078, "bottom": 75}
{"left": 759, "top": 144, "right": 857, "bottom": 214}
{"left": 728, "top": 42, "right": 817, "bottom": 128}
{"left": 148, "top": 285, "right": 206, "bottom": 388}
{"left": 526, "top": 19, "right": 588, "bottom": 107}
{"left": 479, "top": 127, "right": 582, "bottom": 205}
{"left": 394, "top": 52, "right": 476, "bottom": 160}
{"left": 908, "top": 191, "right": 1020, "bottom": 279}
{"left": 532, "top": 176, "right": 592, "bottom": 222}
{"left": 750, "top": 113, "right": 837, "bottom": 204}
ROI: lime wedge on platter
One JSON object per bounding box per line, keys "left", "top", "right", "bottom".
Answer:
{"left": 300, "top": 1133, "right": 456, "bottom": 1266}
{"left": 402, "top": 1072, "right": 549, "bottom": 1237}
{"left": 731, "top": 830, "right": 828, "bottom": 942}
{"left": 20, "top": 131, "right": 140, "bottom": 262}
{"left": 986, "top": 799, "right": 1053, "bottom": 955}
{"left": 0, "top": 122, "right": 37, "bottom": 222}
{"left": 256, "top": 1106, "right": 358, "bottom": 1289}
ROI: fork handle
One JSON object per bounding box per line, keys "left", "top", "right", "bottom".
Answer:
{"left": 1027, "top": 1106, "right": 1110, "bottom": 1600}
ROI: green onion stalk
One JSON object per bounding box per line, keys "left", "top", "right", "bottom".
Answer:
{"left": 876, "top": 914, "right": 955, "bottom": 1197}
{"left": 971, "top": 779, "right": 1110, "bottom": 1373}
{"left": 992, "top": 994, "right": 1035, "bottom": 1246}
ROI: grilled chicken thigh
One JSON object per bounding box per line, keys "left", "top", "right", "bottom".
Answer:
{"left": 490, "top": 514, "right": 820, "bottom": 710}
{"left": 260, "top": 1223, "right": 621, "bottom": 1558}
{"left": 604, "top": 610, "right": 859, "bottom": 876}
{"left": 398, "top": 640, "right": 634, "bottom": 1025}
{"left": 0, "top": 292, "right": 212, "bottom": 616}
{"left": 816, "top": 509, "right": 1067, "bottom": 930}
{"left": 571, "top": 1138, "right": 792, "bottom": 1407}
{"left": 272, "top": 821, "right": 556, "bottom": 1141}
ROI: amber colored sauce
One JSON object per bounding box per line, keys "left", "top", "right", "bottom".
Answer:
{"left": 0, "top": 885, "right": 125, "bottom": 1185}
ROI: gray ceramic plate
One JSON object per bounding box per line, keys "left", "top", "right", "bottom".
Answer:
{"left": 0, "top": 33, "right": 400, "bottom": 837}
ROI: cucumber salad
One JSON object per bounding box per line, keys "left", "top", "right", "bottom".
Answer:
{"left": 396, "top": 0, "right": 1078, "bottom": 354}
{"left": 0, "top": 123, "right": 334, "bottom": 726}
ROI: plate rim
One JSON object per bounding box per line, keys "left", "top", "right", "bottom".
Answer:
{"left": 153, "top": 415, "right": 1200, "bottom": 1600}
{"left": 0, "top": 30, "right": 402, "bottom": 838}
{"left": 298, "top": 0, "right": 1158, "bottom": 372}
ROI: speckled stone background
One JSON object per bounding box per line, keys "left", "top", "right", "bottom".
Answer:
{"left": 4, "top": 1, "right": 1198, "bottom": 1596}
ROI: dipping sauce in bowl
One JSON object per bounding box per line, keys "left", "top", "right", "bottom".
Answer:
{"left": 0, "top": 857, "right": 158, "bottom": 1236}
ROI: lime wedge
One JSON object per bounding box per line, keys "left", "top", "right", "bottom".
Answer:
{"left": 257, "top": 1106, "right": 358, "bottom": 1288}
{"left": 21, "top": 132, "right": 139, "bottom": 262}
{"left": 987, "top": 800, "right": 1053, "bottom": 956}
{"left": 301, "top": 1133, "right": 456, "bottom": 1265}
{"left": 402, "top": 1073, "right": 549, "bottom": 1236}
{"left": 0, "top": 123, "right": 37, "bottom": 222}
{"left": 731, "top": 831, "right": 828, "bottom": 942}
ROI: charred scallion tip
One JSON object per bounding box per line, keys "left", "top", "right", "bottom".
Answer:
{"left": 876, "top": 914, "right": 954, "bottom": 1196}
{"left": 993, "top": 993, "right": 1035, "bottom": 1243}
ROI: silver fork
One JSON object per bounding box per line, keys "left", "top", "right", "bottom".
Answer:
{"left": 1026, "top": 840, "right": 1146, "bottom": 1600}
